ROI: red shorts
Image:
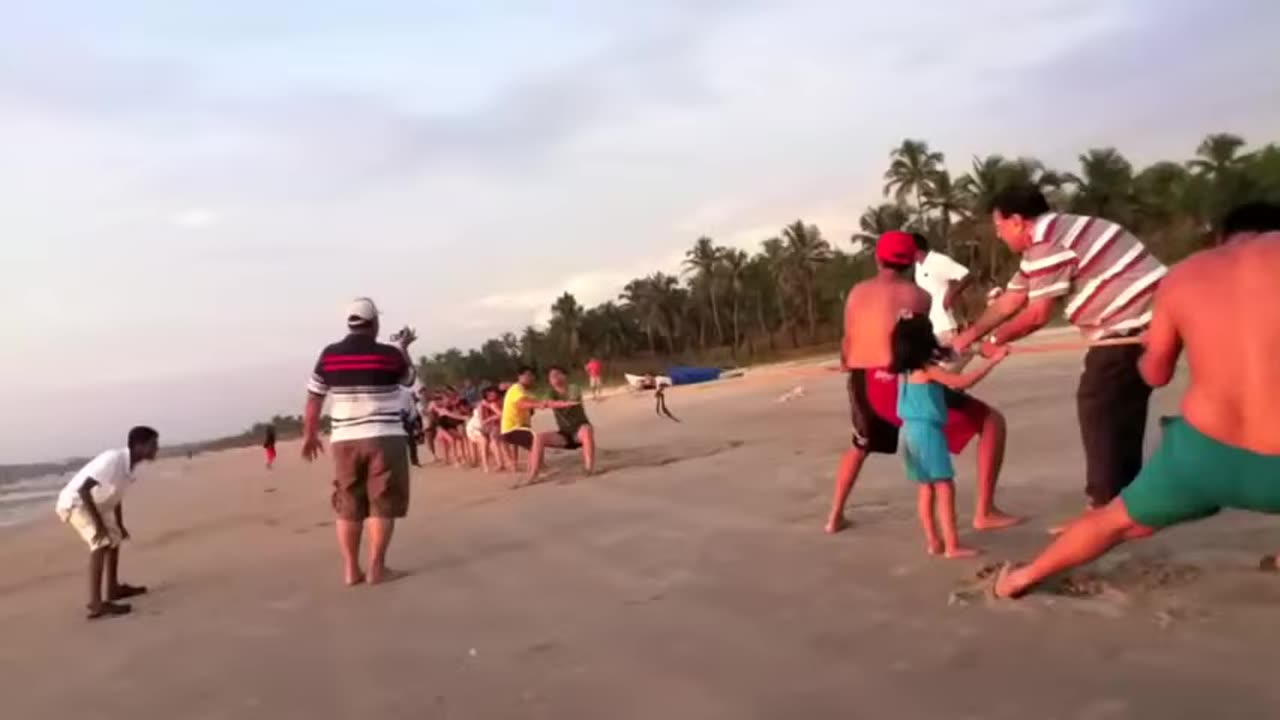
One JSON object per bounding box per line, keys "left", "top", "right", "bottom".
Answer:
{"left": 265, "top": 447, "right": 277, "bottom": 463}
{"left": 847, "top": 368, "right": 989, "bottom": 454}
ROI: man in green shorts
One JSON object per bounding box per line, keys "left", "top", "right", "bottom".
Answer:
{"left": 996, "top": 202, "right": 1280, "bottom": 598}
{"left": 523, "top": 366, "right": 595, "bottom": 484}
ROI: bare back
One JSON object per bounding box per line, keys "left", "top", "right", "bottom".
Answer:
{"left": 843, "top": 272, "right": 931, "bottom": 369}
{"left": 1166, "top": 233, "right": 1280, "bottom": 453}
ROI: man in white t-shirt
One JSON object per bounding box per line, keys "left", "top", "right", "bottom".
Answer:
{"left": 911, "top": 233, "right": 973, "bottom": 343}
{"left": 55, "top": 426, "right": 160, "bottom": 620}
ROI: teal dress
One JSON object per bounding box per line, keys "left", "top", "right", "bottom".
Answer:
{"left": 898, "top": 376, "right": 954, "bottom": 482}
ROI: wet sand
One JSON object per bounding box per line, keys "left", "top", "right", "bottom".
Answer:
{"left": 4, "top": 351, "right": 1280, "bottom": 719}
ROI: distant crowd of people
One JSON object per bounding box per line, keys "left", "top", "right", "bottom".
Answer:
{"left": 404, "top": 362, "right": 598, "bottom": 483}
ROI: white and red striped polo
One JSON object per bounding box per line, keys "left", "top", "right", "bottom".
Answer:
{"left": 306, "top": 333, "right": 415, "bottom": 442}
{"left": 1006, "top": 213, "right": 1166, "bottom": 339}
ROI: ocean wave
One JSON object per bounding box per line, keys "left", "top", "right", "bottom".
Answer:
{"left": 0, "top": 488, "right": 59, "bottom": 506}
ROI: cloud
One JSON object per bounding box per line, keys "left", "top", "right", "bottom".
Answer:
{"left": 171, "top": 208, "right": 219, "bottom": 230}
{"left": 0, "top": 3, "right": 744, "bottom": 202}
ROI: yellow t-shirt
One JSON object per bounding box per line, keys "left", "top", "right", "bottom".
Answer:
{"left": 501, "top": 383, "right": 534, "bottom": 433}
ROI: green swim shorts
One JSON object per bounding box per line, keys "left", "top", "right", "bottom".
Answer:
{"left": 1121, "top": 417, "right": 1280, "bottom": 529}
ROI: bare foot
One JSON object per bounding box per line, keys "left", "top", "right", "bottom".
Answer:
{"left": 992, "top": 562, "right": 1030, "bottom": 599}
{"left": 944, "top": 546, "right": 981, "bottom": 559}
{"left": 824, "top": 514, "right": 850, "bottom": 534}
{"left": 86, "top": 601, "right": 132, "bottom": 620}
{"left": 1259, "top": 554, "right": 1280, "bottom": 572}
{"left": 368, "top": 567, "right": 409, "bottom": 585}
{"left": 927, "top": 539, "right": 943, "bottom": 556}
{"left": 973, "top": 510, "right": 1026, "bottom": 531}
{"left": 344, "top": 569, "right": 366, "bottom": 587}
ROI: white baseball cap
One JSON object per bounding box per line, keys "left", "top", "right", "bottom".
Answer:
{"left": 345, "top": 297, "right": 380, "bottom": 327}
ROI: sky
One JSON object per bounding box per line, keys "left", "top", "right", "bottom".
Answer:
{"left": 3, "top": 0, "right": 1279, "bottom": 462}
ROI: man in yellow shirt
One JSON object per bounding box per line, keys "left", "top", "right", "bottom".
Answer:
{"left": 501, "top": 366, "right": 579, "bottom": 484}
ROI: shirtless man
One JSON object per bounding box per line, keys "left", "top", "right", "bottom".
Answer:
{"left": 826, "top": 231, "right": 1020, "bottom": 533}
{"left": 996, "top": 202, "right": 1280, "bottom": 598}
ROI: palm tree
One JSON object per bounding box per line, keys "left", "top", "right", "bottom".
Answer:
{"left": 1065, "top": 147, "right": 1135, "bottom": 221}
{"left": 761, "top": 237, "right": 799, "bottom": 347}
{"left": 1134, "top": 161, "right": 1192, "bottom": 225}
{"left": 682, "top": 236, "right": 726, "bottom": 348}
{"left": 852, "top": 203, "right": 909, "bottom": 247}
{"left": 884, "top": 139, "right": 944, "bottom": 226}
{"left": 549, "top": 292, "right": 584, "bottom": 360}
{"left": 742, "top": 253, "right": 776, "bottom": 353}
{"left": 1188, "top": 133, "right": 1247, "bottom": 179}
{"left": 956, "top": 154, "right": 1008, "bottom": 214}
{"left": 922, "top": 169, "right": 967, "bottom": 253}
{"left": 621, "top": 277, "right": 665, "bottom": 354}
{"left": 518, "top": 327, "right": 542, "bottom": 364}
{"left": 722, "top": 248, "right": 749, "bottom": 355}
{"left": 782, "top": 220, "right": 831, "bottom": 342}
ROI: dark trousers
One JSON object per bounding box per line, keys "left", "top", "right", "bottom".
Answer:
{"left": 1076, "top": 342, "right": 1152, "bottom": 506}
{"left": 406, "top": 436, "right": 421, "bottom": 467}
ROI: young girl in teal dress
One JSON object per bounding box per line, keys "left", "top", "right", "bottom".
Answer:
{"left": 891, "top": 314, "right": 1009, "bottom": 558}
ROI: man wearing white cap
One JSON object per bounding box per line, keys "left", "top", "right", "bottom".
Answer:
{"left": 302, "top": 298, "right": 417, "bottom": 586}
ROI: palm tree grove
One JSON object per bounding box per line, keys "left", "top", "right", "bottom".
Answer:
{"left": 415, "top": 133, "right": 1280, "bottom": 387}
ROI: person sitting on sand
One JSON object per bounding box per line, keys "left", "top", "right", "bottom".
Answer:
{"left": 55, "top": 425, "right": 159, "bottom": 619}
{"left": 891, "top": 315, "right": 1008, "bottom": 559}
{"left": 826, "top": 230, "right": 1020, "bottom": 534}
{"left": 995, "top": 202, "right": 1280, "bottom": 598}
{"left": 522, "top": 366, "right": 596, "bottom": 483}
{"left": 302, "top": 298, "right": 416, "bottom": 586}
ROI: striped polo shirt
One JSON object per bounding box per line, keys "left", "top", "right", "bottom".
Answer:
{"left": 1006, "top": 212, "right": 1166, "bottom": 339}
{"left": 306, "top": 333, "right": 415, "bottom": 442}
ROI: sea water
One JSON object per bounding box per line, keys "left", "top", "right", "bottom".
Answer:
{"left": 0, "top": 473, "right": 65, "bottom": 528}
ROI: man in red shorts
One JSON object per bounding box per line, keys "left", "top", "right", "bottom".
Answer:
{"left": 825, "top": 231, "right": 1022, "bottom": 534}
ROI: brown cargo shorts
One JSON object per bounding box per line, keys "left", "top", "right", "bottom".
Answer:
{"left": 330, "top": 436, "right": 411, "bottom": 521}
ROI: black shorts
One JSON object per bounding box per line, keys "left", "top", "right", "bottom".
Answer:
{"left": 1077, "top": 340, "right": 1152, "bottom": 505}
{"left": 437, "top": 417, "right": 462, "bottom": 431}
{"left": 502, "top": 429, "right": 534, "bottom": 449}
{"left": 557, "top": 425, "right": 589, "bottom": 450}
{"left": 847, "top": 369, "right": 899, "bottom": 454}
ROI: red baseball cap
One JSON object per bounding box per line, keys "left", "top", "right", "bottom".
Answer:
{"left": 875, "top": 230, "right": 917, "bottom": 265}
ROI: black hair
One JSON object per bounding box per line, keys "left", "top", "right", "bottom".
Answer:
{"left": 881, "top": 260, "right": 913, "bottom": 274}
{"left": 547, "top": 365, "right": 567, "bottom": 374}
{"left": 889, "top": 314, "right": 950, "bottom": 374}
{"left": 1221, "top": 201, "right": 1280, "bottom": 238}
{"left": 127, "top": 426, "right": 159, "bottom": 448}
{"left": 516, "top": 365, "right": 535, "bottom": 376}
{"left": 989, "top": 184, "right": 1050, "bottom": 219}
{"left": 911, "top": 232, "right": 929, "bottom": 253}
{"left": 482, "top": 385, "right": 500, "bottom": 398}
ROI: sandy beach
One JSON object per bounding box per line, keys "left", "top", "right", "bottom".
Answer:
{"left": 4, "top": 350, "right": 1280, "bottom": 719}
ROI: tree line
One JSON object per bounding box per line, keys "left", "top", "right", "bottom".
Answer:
{"left": 416, "top": 133, "right": 1280, "bottom": 387}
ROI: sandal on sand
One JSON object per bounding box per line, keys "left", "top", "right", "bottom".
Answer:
{"left": 108, "top": 584, "right": 148, "bottom": 600}
{"left": 87, "top": 601, "right": 132, "bottom": 620}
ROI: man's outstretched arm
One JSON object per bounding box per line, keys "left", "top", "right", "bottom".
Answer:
{"left": 1138, "top": 280, "right": 1181, "bottom": 388}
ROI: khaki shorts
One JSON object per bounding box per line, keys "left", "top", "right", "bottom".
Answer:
{"left": 58, "top": 505, "right": 124, "bottom": 551}
{"left": 331, "top": 436, "right": 411, "bottom": 521}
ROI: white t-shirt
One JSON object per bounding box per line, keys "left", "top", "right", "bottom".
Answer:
{"left": 56, "top": 448, "right": 137, "bottom": 513}
{"left": 915, "top": 250, "right": 970, "bottom": 335}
